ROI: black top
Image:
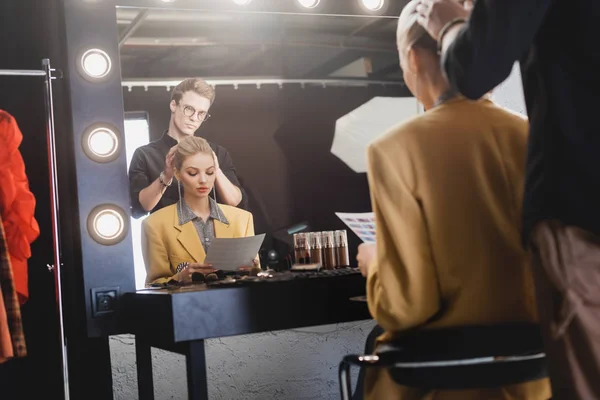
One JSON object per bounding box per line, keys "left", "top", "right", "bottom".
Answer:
{"left": 128, "top": 132, "right": 248, "bottom": 219}
{"left": 442, "top": 0, "right": 600, "bottom": 242}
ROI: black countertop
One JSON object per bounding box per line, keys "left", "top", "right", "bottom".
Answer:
{"left": 121, "top": 270, "right": 371, "bottom": 348}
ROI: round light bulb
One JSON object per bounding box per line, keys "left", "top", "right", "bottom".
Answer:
{"left": 94, "top": 210, "right": 124, "bottom": 240}
{"left": 88, "top": 128, "right": 118, "bottom": 158}
{"left": 82, "top": 124, "right": 121, "bottom": 163}
{"left": 80, "top": 49, "right": 112, "bottom": 79}
{"left": 297, "top": 0, "right": 320, "bottom": 8}
{"left": 361, "top": 0, "right": 385, "bottom": 11}
{"left": 87, "top": 205, "right": 128, "bottom": 245}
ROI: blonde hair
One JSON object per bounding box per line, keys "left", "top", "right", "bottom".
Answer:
{"left": 173, "top": 136, "right": 213, "bottom": 171}
{"left": 171, "top": 78, "right": 216, "bottom": 105}
{"left": 397, "top": 1, "right": 438, "bottom": 57}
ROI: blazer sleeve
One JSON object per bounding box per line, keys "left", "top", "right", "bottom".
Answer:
{"left": 443, "top": 0, "right": 552, "bottom": 99}
{"left": 366, "top": 142, "right": 441, "bottom": 334}
{"left": 141, "top": 218, "right": 176, "bottom": 285}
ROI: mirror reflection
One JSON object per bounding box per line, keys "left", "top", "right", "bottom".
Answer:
{"left": 117, "top": 8, "right": 416, "bottom": 289}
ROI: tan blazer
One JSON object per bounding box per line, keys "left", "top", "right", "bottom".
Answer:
{"left": 142, "top": 203, "right": 256, "bottom": 286}
{"left": 364, "top": 98, "right": 551, "bottom": 400}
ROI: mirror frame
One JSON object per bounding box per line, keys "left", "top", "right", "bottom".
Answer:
{"left": 59, "top": 0, "right": 404, "bottom": 338}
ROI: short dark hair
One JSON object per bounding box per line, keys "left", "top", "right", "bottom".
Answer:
{"left": 171, "top": 78, "right": 216, "bottom": 105}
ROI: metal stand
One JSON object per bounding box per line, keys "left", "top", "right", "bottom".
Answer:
{"left": 0, "top": 58, "right": 68, "bottom": 400}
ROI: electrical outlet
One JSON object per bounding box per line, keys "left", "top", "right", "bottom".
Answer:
{"left": 91, "top": 287, "right": 120, "bottom": 317}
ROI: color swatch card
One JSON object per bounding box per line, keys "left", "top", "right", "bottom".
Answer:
{"left": 335, "top": 212, "right": 376, "bottom": 243}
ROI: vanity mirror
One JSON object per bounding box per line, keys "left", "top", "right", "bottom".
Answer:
{"left": 59, "top": 0, "right": 417, "bottom": 336}
{"left": 116, "top": 6, "right": 414, "bottom": 289}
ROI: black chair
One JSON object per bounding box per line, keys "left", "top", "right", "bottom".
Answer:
{"left": 339, "top": 324, "right": 547, "bottom": 400}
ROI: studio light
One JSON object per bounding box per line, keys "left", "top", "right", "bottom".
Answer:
{"left": 87, "top": 205, "right": 128, "bottom": 246}
{"left": 232, "top": 0, "right": 252, "bottom": 4}
{"left": 360, "top": 0, "right": 385, "bottom": 11}
{"left": 79, "top": 48, "right": 112, "bottom": 80}
{"left": 297, "top": 0, "right": 320, "bottom": 9}
{"left": 82, "top": 124, "right": 121, "bottom": 163}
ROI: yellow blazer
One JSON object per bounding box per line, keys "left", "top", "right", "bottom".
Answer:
{"left": 364, "top": 98, "right": 550, "bottom": 400}
{"left": 141, "top": 203, "right": 256, "bottom": 286}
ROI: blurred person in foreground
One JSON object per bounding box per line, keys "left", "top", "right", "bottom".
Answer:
{"left": 417, "top": 0, "right": 600, "bottom": 398}
{"left": 354, "top": 1, "right": 550, "bottom": 399}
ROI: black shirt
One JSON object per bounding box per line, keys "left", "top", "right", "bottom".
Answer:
{"left": 128, "top": 132, "right": 248, "bottom": 219}
{"left": 442, "top": 0, "right": 600, "bottom": 242}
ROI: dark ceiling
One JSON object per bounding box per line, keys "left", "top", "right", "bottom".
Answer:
{"left": 117, "top": 8, "right": 402, "bottom": 81}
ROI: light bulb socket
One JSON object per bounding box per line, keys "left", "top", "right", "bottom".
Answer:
{"left": 87, "top": 204, "right": 129, "bottom": 246}
{"left": 77, "top": 48, "right": 112, "bottom": 81}
{"left": 81, "top": 123, "right": 121, "bottom": 163}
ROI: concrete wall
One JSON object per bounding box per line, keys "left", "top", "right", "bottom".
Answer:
{"left": 110, "top": 321, "right": 375, "bottom": 400}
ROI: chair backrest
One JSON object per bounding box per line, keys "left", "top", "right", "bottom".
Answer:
{"left": 379, "top": 323, "right": 544, "bottom": 361}
{"left": 379, "top": 324, "right": 548, "bottom": 390}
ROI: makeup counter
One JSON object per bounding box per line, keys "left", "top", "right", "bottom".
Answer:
{"left": 122, "top": 229, "right": 370, "bottom": 400}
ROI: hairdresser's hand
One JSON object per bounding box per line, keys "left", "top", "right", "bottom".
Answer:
{"left": 212, "top": 150, "right": 220, "bottom": 172}
{"left": 164, "top": 145, "right": 177, "bottom": 182}
{"left": 416, "top": 0, "right": 470, "bottom": 40}
{"left": 357, "top": 243, "right": 377, "bottom": 277}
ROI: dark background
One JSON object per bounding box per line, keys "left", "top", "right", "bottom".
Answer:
{"left": 123, "top": 84, "right": 408, "bottom": 264}
{"left": 0, "top": 0, "right": 65, "bottom": 399}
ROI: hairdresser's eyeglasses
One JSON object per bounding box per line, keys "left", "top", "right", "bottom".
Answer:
{"left": 179, "top": 103, "right": 211, "bottom": 122}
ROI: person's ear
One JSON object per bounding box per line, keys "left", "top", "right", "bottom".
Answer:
{"left": 406, "top": 46, "right": 420, "bottom": 75}
{"left": 170, "top": 100, "right": 177, "bottom": 113}
{"left": 174, "top": 169, "right": 181, "bottom": 181}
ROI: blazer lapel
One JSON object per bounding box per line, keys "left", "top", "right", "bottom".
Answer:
{"left": 173, "top": 208, "right": 206, "bottom": 263}
{"left": 214, "top": 219, "right": 232, "bottom": 238}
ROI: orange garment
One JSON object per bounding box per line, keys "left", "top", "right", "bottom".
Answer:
{"left": 0, "top": 110, "right": 40, "bottom": 304}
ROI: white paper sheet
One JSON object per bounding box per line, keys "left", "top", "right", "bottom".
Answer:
{"left": 335, "top": 212, "right": 376, "bottom": 243}
{"left": 204, "top": 234, "right": 266, "bottom": 271}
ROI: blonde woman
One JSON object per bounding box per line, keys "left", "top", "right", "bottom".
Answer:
{"left": 355, "top": 1, "right": 550, "bottom": 399}
{"left": 142, "top": 136, "right": 257, "bottom": 286}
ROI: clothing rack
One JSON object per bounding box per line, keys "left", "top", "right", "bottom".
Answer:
{"left": 0, "top": 59, "right": 69, "bottom": 400}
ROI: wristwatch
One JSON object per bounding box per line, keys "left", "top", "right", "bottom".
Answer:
{"left": 159, "top": 171, "right": 173, "bottom": 187}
